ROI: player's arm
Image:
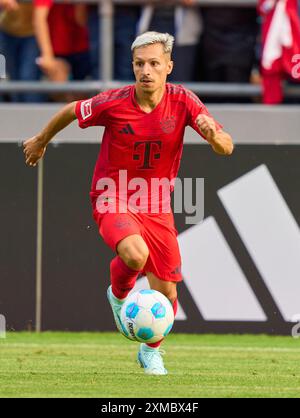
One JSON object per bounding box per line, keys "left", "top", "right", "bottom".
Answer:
{"left": 196, "top": 114, "right": 234, "bottom": 156}
{"left": 23, "top": 101, "right": 77, "bottom": 167}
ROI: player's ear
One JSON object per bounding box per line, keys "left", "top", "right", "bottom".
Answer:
{"left": 167, "top": 60, "right": 174, "bottom": 75}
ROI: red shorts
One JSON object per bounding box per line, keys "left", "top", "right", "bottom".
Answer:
{"left": 92, "top": 206, "right": 182, "bottom": 283}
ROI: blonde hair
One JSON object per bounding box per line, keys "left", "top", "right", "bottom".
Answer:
{"left": 131, "top": 32, "right": 175, "bottom": 55}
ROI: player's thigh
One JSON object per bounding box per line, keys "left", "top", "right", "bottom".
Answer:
{"left": 98, "top": 212, "right": 140, "bottom": 251}
{"left": 117, "top": 234, "right": 149, "bottom": 270}
{"left": 146, "top": 272, "right": 177, "bottom": 304}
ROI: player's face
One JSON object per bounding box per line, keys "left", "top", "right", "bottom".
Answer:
{"left": 132, "top": 43, "right": 173, "bottom": 93}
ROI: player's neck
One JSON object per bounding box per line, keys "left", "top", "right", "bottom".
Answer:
{"left": 135, "top": 85, "right": 166, "bottom": 114}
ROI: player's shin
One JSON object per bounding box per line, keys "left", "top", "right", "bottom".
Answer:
{"left": 110, "top": 256, "right": 140, "bottom": 300}
{"left": 146, "top": 298, "right": 178, "bottom": 349}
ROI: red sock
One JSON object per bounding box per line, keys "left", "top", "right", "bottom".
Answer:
{"left": 110, "top": 256, "right": 140, "bottom": 300}
{"left": 146, "top": 298, "right": 178, "bottom": 349}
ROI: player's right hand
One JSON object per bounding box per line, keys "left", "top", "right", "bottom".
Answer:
{"left": 23, "top": 136, "right": 47, "bottom": 167}
{"left": 196, "top": 114, "right": 218, "bottom": 142}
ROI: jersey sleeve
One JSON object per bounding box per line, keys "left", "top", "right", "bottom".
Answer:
{"left": 185, "top": 89, "right": 223, "bottom": 140}
{"left": 75, "top": 93, "right": 108, "bottom": 129}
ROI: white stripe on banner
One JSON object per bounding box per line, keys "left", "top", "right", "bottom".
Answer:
{"left": 218, "top": 164, "right": 300, "bottom": 322}
{"left": 178, "top": 217, "right": 266, "bottom": 321}
{"left": 0, "top": 314, "right": 6, "bottom": 338}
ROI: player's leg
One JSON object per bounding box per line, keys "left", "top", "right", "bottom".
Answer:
{"left": 111, "top": 234, "right": 149, "bottom": 300}
{"left": 146, "top": 271, "right": 178, "bottom": 347}
{"left": 98, "top": 212, "right": 150, "bottom": 334}
{"left": 136, "top": 272, "right": 178, "bottom": 375}
{"left": 146, "top": 271, "right": 178, "bottom": 306}
{"left": 107, "top": 234, "right": 149, "bottom": 336}
{"left": 136, "top": 212, "right": 181, "bottom": 375}
{"left": 98, "top": 211, "right": 149, "bottom": 286}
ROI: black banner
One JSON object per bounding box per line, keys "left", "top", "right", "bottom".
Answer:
{"left": 1, "top": 143, "right": 299, "bottom": 335}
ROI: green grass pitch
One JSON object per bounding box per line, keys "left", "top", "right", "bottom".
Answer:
{"left": 0, "top": 332, "right": 300, "bottom": 398}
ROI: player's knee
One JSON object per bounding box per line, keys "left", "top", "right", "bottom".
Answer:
{"left": 127, "top": 252, "right": 148, "bottom": 270}
{"left": 120, "top": 246, "right": 149, "bottom": 271}
{"left": 118, "top": 236, "right": 149, "bottom": 270}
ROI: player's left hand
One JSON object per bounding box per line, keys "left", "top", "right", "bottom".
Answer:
{"left": 196, "top": 114, "right": 218, "bottom": 142}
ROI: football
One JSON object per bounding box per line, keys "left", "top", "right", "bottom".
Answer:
{"left": 120, "top": 289, "right": 175, "bottom": 343}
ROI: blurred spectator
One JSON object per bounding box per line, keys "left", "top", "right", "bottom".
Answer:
{"left": 87, "top": 4, "right": 140, "bottom": 81}
{"left": 136, "top": 0, "right": 202, "bottom": 82}
{"left": 200, "top": 6, "right": 258, "bottom": 83}
{"left": 0, "top": 0, "right": 42, "bottom": 102}
{"left": 259, "top": 0, "right": 300, "bottom": 104}
{"left": 33, "top": 0, "right": 91, "bottom": 99}
{"left": 114, "top": 5, "right": 141, "bottom": 80}
{"left": 87, "top": 4, "right": 100, "bottom": 80}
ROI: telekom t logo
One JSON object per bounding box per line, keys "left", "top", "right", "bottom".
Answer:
{"left": 133, "top": 140, "right": 162, "bottom": 169}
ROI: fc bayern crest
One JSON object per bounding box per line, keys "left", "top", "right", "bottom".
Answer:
{"left": 160, "top": 116, "right": 176, "bottom": 134}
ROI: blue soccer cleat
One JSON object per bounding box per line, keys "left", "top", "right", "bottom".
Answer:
{"left": 137, "top": 343, "right": 168, "bottom": 375}
{"left": 106, "top": 285, "right": 129, "bottom": 338}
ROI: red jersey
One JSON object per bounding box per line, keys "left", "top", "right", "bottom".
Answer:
{"left": 34, "top": 0, "right": 88, "bottom": 56}
{"left": 75, "top": 84, "right": 222, "bottom": 212}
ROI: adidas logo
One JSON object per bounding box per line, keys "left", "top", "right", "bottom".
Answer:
{"left": 171, "top": 266, "right": 181, "bottom": 275}
{"left": 119, "top": 124, "right": 135, "bottom": 135}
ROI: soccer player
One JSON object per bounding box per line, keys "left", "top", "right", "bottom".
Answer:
{"left": 23, "top": 32, "right": 234, "bottom": 375}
